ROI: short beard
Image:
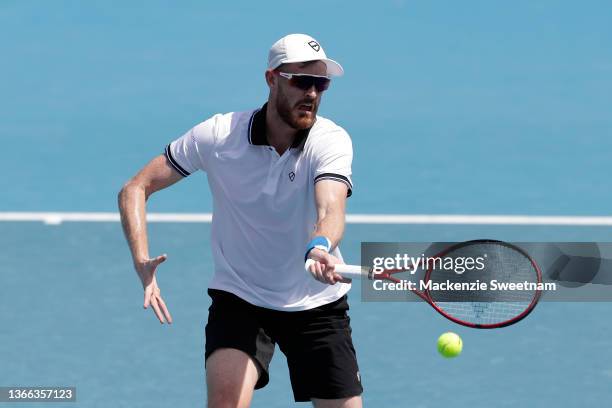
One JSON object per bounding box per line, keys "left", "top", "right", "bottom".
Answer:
{"left": 275, "top": 88, "right": 316, "bottom": 130}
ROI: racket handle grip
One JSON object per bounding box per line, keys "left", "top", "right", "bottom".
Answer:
{"left": 304, "top": 260, "right": 368, "bottom": 278}
{"left": 334, "top": 264, "right": 368, "bottom": 278}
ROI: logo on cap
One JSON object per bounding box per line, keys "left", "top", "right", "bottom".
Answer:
{"left": 308, "top": 41, "right": 320, "bottom": 52}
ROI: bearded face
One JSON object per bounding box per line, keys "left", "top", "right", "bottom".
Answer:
{"left": 269, "top": 61, "right": 328, "bottom": 130}
{"left": 274, "top": 82, "right": 319, "bottom": 129}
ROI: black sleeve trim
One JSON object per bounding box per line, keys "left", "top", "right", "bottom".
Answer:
{"left": 314, "top": 173, "right": 353, "bottom": 197}
{"left": 164, "top": 144, "right": 191, "bottom": 177}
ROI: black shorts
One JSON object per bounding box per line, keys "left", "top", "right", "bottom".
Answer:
{"left": 205, "top": 289, "right": 363, "bottom": 402}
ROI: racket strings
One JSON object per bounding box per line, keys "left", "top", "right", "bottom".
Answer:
{"left": 437, "top": 302, "right": 528, "bottom": 325}
{"left": 427, "top": 242, "right": 540, "bottom": 325}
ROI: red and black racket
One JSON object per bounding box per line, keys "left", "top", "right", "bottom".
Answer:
{"left": 330, "top": 240, "right": 542, "bottom": 329}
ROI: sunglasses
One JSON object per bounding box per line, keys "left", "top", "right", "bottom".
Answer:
{"left": 275, "top": 71, "right": 331, "bottom": 92}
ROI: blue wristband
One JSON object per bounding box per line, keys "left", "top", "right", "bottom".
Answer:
{"left": 305, "top": 236, "right": 332, "bottom": 261}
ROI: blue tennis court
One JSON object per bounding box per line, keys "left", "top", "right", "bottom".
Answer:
{"left": 2, "top": 223, "right": 612, "bottom": 407}
{"left": 2, "top": 1, "right": 611, "bottom": 407}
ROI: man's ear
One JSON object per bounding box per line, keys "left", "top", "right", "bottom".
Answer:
{"left": 265, "top": 69, "right": 276, "bottom": 88}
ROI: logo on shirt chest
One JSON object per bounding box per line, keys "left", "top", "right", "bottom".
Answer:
{"left": 288, "top": 171, "right": 295, "bottom": 181}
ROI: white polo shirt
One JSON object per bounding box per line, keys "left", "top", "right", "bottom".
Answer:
{"left": 165, "top": 104, "right": 354, "bottom": 311}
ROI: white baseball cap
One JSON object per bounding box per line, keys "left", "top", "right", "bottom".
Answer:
{"left": 268, "top": 34, "right": 344, "bottom": 77}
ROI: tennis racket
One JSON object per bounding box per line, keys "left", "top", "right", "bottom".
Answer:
{"left": 308, "top": 240, "right": 543, "bottom": 329}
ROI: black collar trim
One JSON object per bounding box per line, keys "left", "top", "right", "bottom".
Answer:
{"left": 248, "top": 103, "right": 311, "bottom": 149}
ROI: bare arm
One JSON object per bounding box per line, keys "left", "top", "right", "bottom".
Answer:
{"left": 306, "top": 180, "right": 350, "bottom": 285}
{"left": 313, "top": 180, "right": 347, "bottom": 248}
{"left": 118, "top": 154, "right": 184, "bottom": 323}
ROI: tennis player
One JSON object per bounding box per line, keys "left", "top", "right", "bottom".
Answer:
{"left": 118, "top": 33, "right": 362, "bottom": 408}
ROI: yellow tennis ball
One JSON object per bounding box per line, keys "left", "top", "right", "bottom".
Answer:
{"left": 437, "top": 332, "right": 463, "bottom": 358}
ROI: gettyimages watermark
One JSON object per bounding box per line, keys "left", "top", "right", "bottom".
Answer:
{"left": 359, "top": 242, "right": 612, "bottom": 302}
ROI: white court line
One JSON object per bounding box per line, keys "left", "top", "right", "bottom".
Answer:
{"left": 1, "top": 212, "right": 612, "bottom": 226}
